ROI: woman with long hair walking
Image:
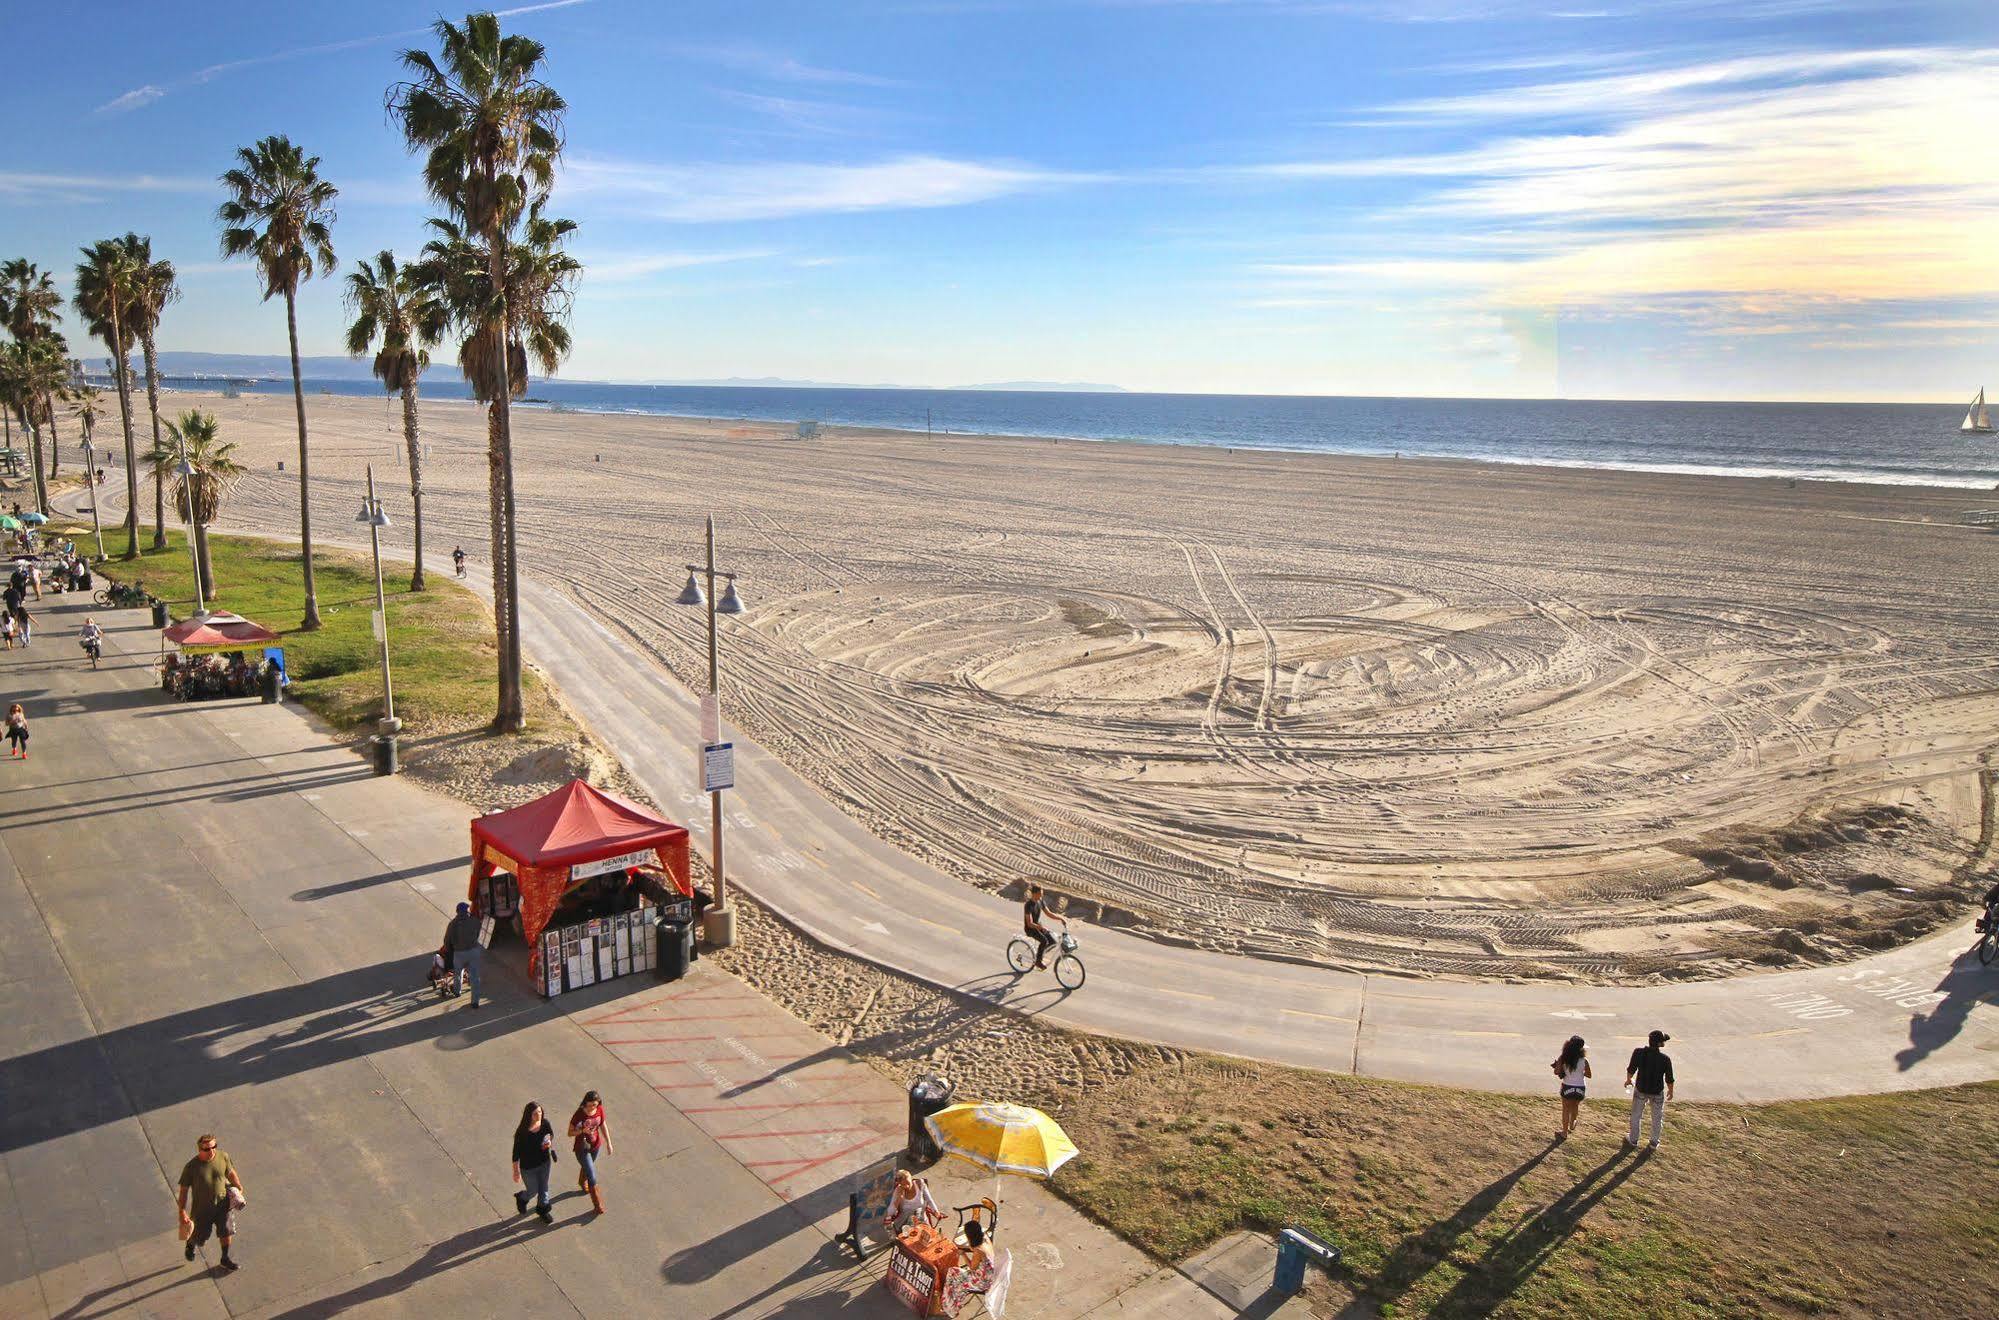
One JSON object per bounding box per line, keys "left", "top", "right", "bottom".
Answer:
{"left": 1551, "top": 1034, "right": 1591, "bottom": 1140}
{"left": 511, "top": 1100, "right": 556, "bottom": 1223}
{"left": 5, "top": 704, "right": 27, "bottom": 760}
{"left": 568, "top": 1090, "right": 613, "bottom": 1215}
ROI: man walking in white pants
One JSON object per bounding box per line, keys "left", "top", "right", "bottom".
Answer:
{"left": 1624, "top": 1028, "right": 1674, "bottom": 1150}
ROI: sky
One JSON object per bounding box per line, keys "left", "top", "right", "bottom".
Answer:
{"left": 1, "top": 0, "right": 1995, "bottom": 401}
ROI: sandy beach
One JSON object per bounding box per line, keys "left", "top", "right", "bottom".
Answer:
{"left": 139, "top": 389, "right": 1999, "bottom": 981}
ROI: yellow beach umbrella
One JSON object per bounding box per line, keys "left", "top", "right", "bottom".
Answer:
{"left": 924, "top": 1102, "right": 1078, "bottom": 1179}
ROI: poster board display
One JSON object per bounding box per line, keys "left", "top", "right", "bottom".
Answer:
{"left": 535, "top": 911, "right": 657, "bottom": 996}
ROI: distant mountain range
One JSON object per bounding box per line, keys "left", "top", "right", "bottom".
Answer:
{"left": 131, "top": 353, "right": 1126, "bottom": 394}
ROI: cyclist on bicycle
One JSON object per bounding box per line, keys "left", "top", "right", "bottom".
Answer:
{"left": 1981, "top": 879, "right": 1999, "bottom": 931}
{"left": 452, "top": 546, "right": 467, "bottom": 578}
{"left": 80, "top": 617, "right": 102, "bottom": 668}
{"left": 1023, "top": 883, "right": 1067, "bottom": 970}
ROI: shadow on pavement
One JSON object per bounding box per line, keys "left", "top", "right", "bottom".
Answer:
{"left": 48, "top": 1264, "right": 201, "bottom": 1320}
{"left": 0, "top": 762, "right": 377, "bottom": 829}
{"left": 260, "top": 1214, "right": 590, "bottom": 1319}
{"left": 1894, "top": 946, "right": 1998, "bottom": 1071}
{"left": 661, "top": 1176, "right": 861, "bottom": 1318}
{"left": 292, "top": 856, "right": 468, "bottom": 902}
{"left": 0, "top": 958, "right": 558, "bottom": 1156}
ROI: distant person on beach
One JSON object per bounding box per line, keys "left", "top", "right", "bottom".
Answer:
{"left": 511, "top": 1100, "right": 557, "bottom": 1223}
{"left": 443, "top": 902, "right": 483, "bottom": 1008}
{"left": 1022, "top": 882, "right": 1067, "bottom": 969}
{"left": 5, "top": 704, "right": 26, "bottom": 759}
{"left": 27, "top": 561, "right": 40, "bottom": 600}
{"left": 1551, "top": 1035, "right": 1590, "bottom": 1140}
{"left": 11, "top": 602, "right": 31, "bottom": 647}
{"left": 1625, "top": 1029, "right": 1674, "bottom": 1150}
{"left": 568, "top": 1090, "right": 612, "bottom": 1214}
{"left": 1, "top": 612, "right": 13, "bottom": 649}
{"left": 176, "top": 1133, "right": 244, "bottom": 1271}
{"left": 452, "top": 545, "right": 467, "bottom": 578}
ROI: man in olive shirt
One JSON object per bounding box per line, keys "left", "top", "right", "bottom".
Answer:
{"left": 177, "top": 1134, "right": 245, "bottom": 1271}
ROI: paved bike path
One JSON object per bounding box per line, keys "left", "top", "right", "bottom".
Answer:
{"left": 68, "top": 481, "right": 1999, "bottom": 1101}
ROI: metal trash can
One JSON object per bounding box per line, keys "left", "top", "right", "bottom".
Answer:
{"left": 150, "top": 598, "right": 168, "bottom": 628}
{"left": 907, "top": 1074, "right": 954, "bottom": 1164}
{"left": 370, "top": 734, "right": 398, "bottom": 776}
{"left": 1274, "top": 1227, "right": 1341, "bottom": 1293}
{"left": 656, "top": 916, "right": 693, "bottom": 982}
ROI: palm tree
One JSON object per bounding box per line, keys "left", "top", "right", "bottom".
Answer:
{"left": 149, "top": 410, "right": 244, "bottom": 600}
{"left": 1, "top": 259, "right": 65, "bottom": 510}
{"left": 75, "top": 239, "right": 144, "bottom": 557}
{"left": 390, "top": 11, "right": 567, "bottom": 732}
{"left": 417, "top": 205, "right": 578, "bottom": 670}
{"left": 345, "top": 250, "right": 444, "bottom": 591}
{"left": 217, "top": 135, "right": 338, "bottom": 630}
{"left": 120, "top": 234, "right": 180, "bottom": 551}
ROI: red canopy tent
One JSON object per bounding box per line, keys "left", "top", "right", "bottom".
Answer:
{"left": 162, "top": 612, "right": 281, "bottom": 646}
{"left": 467, "top": 779, "right": 692, "bottom": 974}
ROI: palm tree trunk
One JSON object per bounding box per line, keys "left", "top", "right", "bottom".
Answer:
{"left": 141, "top": 330, "right": 167, "bottom": 550}
{"left": 43, "top": 389, "right": 60, "bottom": 480}
{"left": 109, "top": 325, "right": 140, "bottom": 560}
{"left": 26, "top": 415, "right": 49, "bottom": 514}
{"left": 285, "top": 288, "right": 322, "bottom": 630}
{"left": 487, "top": 235, "right": 524, "bottom": 733}
{"left": 486, "top": 401, "right": 509, "bottom": 674}
{"left": 193, "top": 517, "right": 216, "bottom": 600}
{"left": 401, "top": 378, "right": 425, "bottom": 592}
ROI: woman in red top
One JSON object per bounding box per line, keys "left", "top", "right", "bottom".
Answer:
{"left": 568, "top": 1090, "right": 613, "bottom": 1214}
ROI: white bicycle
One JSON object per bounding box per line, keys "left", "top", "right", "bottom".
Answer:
{"left": 1007, "top": 930, "right": 1085, "bottom": 990}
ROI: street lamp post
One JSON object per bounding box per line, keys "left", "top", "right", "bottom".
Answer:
{"left": 356, "top": 466, "right": 398, "bottom": 774}
{"left": 80, "top": 437, "right": 106, "bottom": 563}
{"left": 674, "top": 514, "right": 746, "bottom": 948}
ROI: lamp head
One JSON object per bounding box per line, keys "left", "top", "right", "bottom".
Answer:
{"left": 717, "top": 576, "right": 746, "bottom": 615}
{"left": 673, "top": 572, "right": 705, "bottom": 607}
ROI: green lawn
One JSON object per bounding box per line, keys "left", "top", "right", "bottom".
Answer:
{"left": 92, "top": 531, "right": 548, "bottom": 735}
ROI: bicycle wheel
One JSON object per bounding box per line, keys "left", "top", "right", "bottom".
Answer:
{"left": 1980, "top": 930, "right": 1997, "bottom": 967}
{"left": 1006, "top": 939, "right": 1036, "bottom": 973}
{"left": 1054, "top": 953, "right": 1085, "bottom": 990}
{"left": 93, "top": 588, "right": 113, "bottom": 606}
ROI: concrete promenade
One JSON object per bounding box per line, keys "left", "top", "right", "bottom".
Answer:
{"left": 0, "top": 593, "right": 1264, "bottom": 1318}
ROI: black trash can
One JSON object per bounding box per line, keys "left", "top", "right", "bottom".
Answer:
{"left": 656, "top": 916, "right": 692, "bottom": 982}
{"left": 907, "top": 1074, "right": 954, "bottom": 1164}
{"left": 150, "top": 598, "right": 168, "bottom": 628}
{"left": 260, "top": 665, "right": 283, "bottom": 704}
{"left": 370, "top": 734, "right": 398, "bottom": 776}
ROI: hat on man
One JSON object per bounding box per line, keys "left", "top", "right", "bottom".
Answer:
{"left": 456, "top": 902, "right": 471, "bottom": 914}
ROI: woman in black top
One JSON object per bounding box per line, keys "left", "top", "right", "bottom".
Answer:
{"left": 511, "top": 1101, "right": 557, "bottom": 1222}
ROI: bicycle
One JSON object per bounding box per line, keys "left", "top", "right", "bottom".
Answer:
{"left": 94, "top": 582, "right": 149, "bottom": 608}
{"left": 1977, "top": 906, "right": 1998, "bottom": 967}
{"left": 1007, "top": 930, "right": 1085, "bottom": 990}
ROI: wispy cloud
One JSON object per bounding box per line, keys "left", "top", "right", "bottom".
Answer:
{"left": 92, "top": 0, "right": 591, "bottom": 116}
{"left": 669, "top": 42, "right": 903, "bottom": 88}
{"left": 0, "top": 170, "right": 209, "bottom": 201}
{"left": 567, "top": 154, "right": 1093, "bottom": 222}
{"left": 1252, "top": 45, "right": 1999, "bottom": 314}
{"left": 580, "top": 249, "right": 778, "bottom": 282}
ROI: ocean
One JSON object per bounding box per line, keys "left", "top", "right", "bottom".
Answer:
{"left": 212, "top": 378, "right": 1995, "bottom": 490}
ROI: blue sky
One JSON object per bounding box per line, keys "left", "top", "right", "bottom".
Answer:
{"left": 2, "top": 0, "right": 1995, "bottom": 400}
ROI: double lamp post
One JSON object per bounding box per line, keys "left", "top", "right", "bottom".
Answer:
{"left": 674, "top": 514, "right": 746, "bottom": 949}
{"left": 356, "top": 467, "right": 398, "bottom": 775}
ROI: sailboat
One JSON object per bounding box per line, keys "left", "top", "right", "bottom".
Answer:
{"left": 1964, "top": 388, "right": 1994, "bottom": 434}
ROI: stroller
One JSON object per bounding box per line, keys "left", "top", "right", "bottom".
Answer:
{"left": 427, "top": 945, "right": 457, "bottom": 998}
